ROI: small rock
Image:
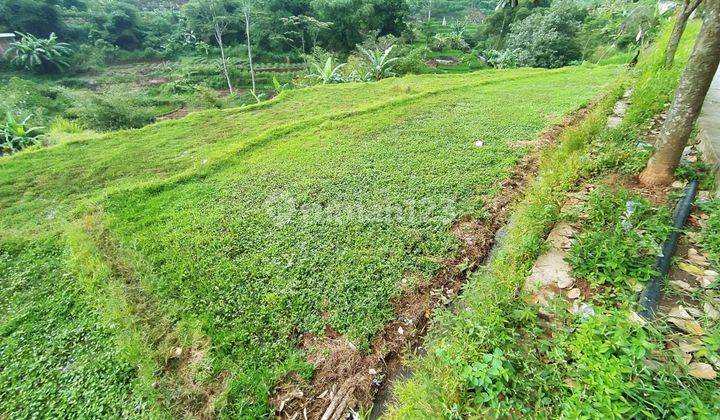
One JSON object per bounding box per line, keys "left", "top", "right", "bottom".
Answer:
{"left": 678, "top": 340, "right": 702, "bottom": 353}
{"left": 671, "top": 181, "right": 686, "bottom": 189}
{"left": 686, "top": 306, "right": 703, "bottom": 318}
{"left": 700, "top": 276, "right": 716, "bottom": 288}
{"left": 669, "top": 306, "right": 693, "bottom": 320}
{"left": 558, "top": 276, "right": 574, "bottom": 290}
{"left": 670, "top": 280, "right": 698, "bottom": 293}
{"left": 577, "top": 304, "right": 595, "bottom": 320}
{"left": 668, "top": 317, "right": 704, "bottom": 335}
{"left": 644, "top": 359, "right": 662, "bottom": 370}
{"left": 567, "top": 288, "right": 581, "bottom": 300}
{"left": 688, "top": 363, "right": 717, "bottom": 379}
{"left": 629, "top": 312, "right": 647, "bottom": 326}
{"left": 474, "top": 140, "right": 484, "bottom": 147}
{"left": 547, "top": 222, "right": 576, "bottom": 250}
{"left": 369, "top": 368, "right": 377, "bottom": 375}
{"left": 704, "top": 302, "right": 720, "bottom": 320}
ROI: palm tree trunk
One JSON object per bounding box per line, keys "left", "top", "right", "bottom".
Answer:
{"left": 665, "top": 0, "right": 703, "bottom": 68}
{"left": 640, "top": 0, "right": 720, "bottom": 186}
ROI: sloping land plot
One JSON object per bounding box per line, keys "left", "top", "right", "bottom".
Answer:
{"left": 0, "top": 65, "right": 619, "bottom": 417}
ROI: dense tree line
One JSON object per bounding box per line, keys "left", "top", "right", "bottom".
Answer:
{"left": 0, "top": 0, "right": 677, "bottom": 73}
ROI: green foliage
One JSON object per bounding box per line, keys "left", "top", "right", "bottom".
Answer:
{"left": 49, "top": 117, "right": 84, "bottom": 134}
{"left": 0, "top": 66, "right": 617, "bottom": 416}
{"left": 0, "top": 0, "right": 65, "bottom": 38}
{"left": 566, "top": 187, "right": 670, "bottom": 287}
{"left": 699, "top": 198, "right": 720, "bottom": 267}
{"left": 0, "top": 77, "right": 74, "bottom": 125}
{"left": 6, "top": 32, "right": 73, "bottom": 73}
{"left": 77, "top": 92, "right": 156, "bottom": 132}
{"left": 358, "top": 45, "right": 398, "bottom": 80}
{"left": 306, "top": 55, "right": 345, "bottom": 84}
{"left": 311, "top": 0, "right": 410, "bottom": 51}
{"left": 0, "top": 237, "right": 148, "bottom": 417}
{"left": 503, "top": 1, "right": 585, "bottom": 68}
{"left": 0, "top": 112, "right": 43, "bottom": 156}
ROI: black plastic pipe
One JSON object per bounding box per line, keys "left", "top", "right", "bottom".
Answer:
{"left": 638, "top": 179, "right": 699, "bottom": 320}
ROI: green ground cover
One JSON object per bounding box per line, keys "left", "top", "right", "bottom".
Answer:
{"left": 1, "top": 65, "right": 618, "bottom": 417}
{"left": 387, "top": 19, "right": 717, "bottom": 419}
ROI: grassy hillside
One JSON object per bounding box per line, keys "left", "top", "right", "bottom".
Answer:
{"left": 0, "top": 65, "right": 619, "bottom": 417}
{"left": 387, "top": 19, "right": 716, "bottom": 419}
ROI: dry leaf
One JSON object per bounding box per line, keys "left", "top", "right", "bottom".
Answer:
{"left": 678, "top": 262, "right": 706, "bottom": 276}
{"left": 688, "top": 363, "right": 717, "bottom": 379}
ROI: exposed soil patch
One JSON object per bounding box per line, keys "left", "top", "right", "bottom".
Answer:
{"left": 426, "top": 57, "right": 461, "bottom": 68}
{"left": 158, "top": 107, "right": 191, "bottom": 121}
{"left": 271, "top": 103, "right": 598, "bottom": 420}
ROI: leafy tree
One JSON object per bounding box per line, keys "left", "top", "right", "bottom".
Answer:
{"left": 503, "top": 1, "right": 584, "bottom": 68}
{"left": 87, "top": 0, "right": 145, "bottom": 50}
{"left": 311, "top": 0, "right": 409, "bottom": 51}
{"left": 640, "top": 0, "right": 720, "bottom": 186}
{"left": 665, "top": 0, "right": 703, "bottom": 67}
{"left": 6, "top": 32, "right": 73, "bottom": 73}
{"left": 277, "top": 14, "right": 332, "bottom": 58}
{"left": 183, "top": 0, "right": 239, "bottom": 94}
{"left": 0, "top": 0, "right": 65, "bottom": 38}
{"left": 479, "top": 0, "right": 549, "bottom": 49}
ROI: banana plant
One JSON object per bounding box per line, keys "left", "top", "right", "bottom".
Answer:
{"left": 359, "top": 45, "right": 399, "bottom": 81}
{"left": 1, "top": 113, "right": 43, "bottom": 156}
{"left": 6, "top": 32, "right": 72, "bottom": 73}
{"left": 306, "top": 56, "right": 346, "bottom": 84}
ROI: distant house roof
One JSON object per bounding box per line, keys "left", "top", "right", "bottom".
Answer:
{"left": 0, "top": 33, "right": 15, "bottom": 39}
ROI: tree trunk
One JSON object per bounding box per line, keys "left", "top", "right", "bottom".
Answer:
{"left": 244, "top": 9, "right": 257, "bottom": 100}
{"left": 665, "top": 0, "right": 703, "bottom": 68}
{"left": 640, "top": 0, "right": 720, "bottom": 186}
{"left": 214, "top": 22, "right": 233, "bottom": 96}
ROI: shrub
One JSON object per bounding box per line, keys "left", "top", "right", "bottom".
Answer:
{"left": 77, "top": 92, "right": 155, "bottom": 132}
{"left": 1, "top": 113, "right": 43, "bottom": 156}
{"left": 359, "top": 45, "right": 398, "bottom": 81}
{"left": 503, "top": 2, "right": 584, "bottom": 68}
{"left": 0, "top": 78, "right": 74, "bottom": 125}
{"left": 6, "top": 32, "right": 72, "bottom": 74}
{"left": 431, "top": 33, "right": 470, "bottom": 52}
{"left": 49, "top": 117, "right": 84, "bottom": 134}
{"left": 393, "top": 46, "right": 428, "bottom": 75}
{"left": 566, "top": 187, "right": 670, "bottom": 287}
